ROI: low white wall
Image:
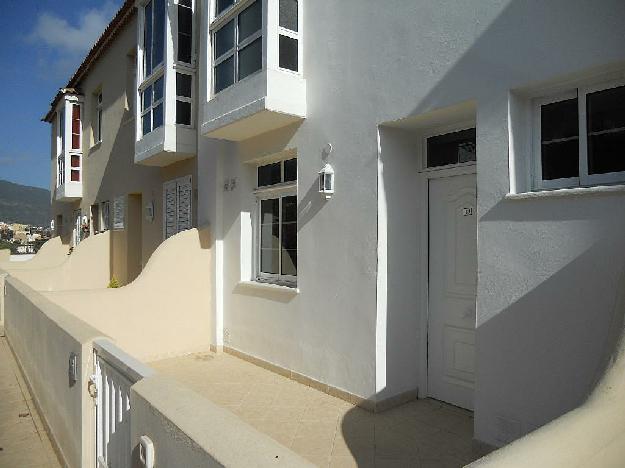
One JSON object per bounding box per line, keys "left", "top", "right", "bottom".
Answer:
{"left": 0, "top": 249, "right": 9, "bottom": 262}
{"left": 131, "top": 374, "right": 313, "bottom": 467}
{"left": 4, "top": 276, "right": 105, "bottom": 468}
{"left": 43, "top": 228, "right": 212, "bottom": 361}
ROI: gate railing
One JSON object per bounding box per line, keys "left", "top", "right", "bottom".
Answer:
{"left": 92, "top": 339, "right": 154, "bottom": 468}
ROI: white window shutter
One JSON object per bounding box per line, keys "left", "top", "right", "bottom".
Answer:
{"left": 163, "top": 180, "right": 177, "bottom": 239}
{"left": 176, "top": 175, "right": 192, "bottom": 233}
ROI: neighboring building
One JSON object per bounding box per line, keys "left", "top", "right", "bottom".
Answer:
{"left": 40, "top": 0, "right": 625, "bottom": 450}
{"left": 43, "top": 2, "right": 198, "bottom": 285}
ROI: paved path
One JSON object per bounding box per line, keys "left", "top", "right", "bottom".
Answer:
{"left": 152, "top": 352, "right": 492, "bottom": 468}
{"left": 0, "top": 332, "right": 61, "bottom": 468}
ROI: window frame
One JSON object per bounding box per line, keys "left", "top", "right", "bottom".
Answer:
{"left": 95, "top": 92, "right": 103, "bottom": 144}
{"left": 420, "top": 122, "right": 477, "bottom": 173}
{"left": 176, "top": 0, "right": 194, "bottom": 65}
{"left": 254, "top": 159, "right": 297, "bottom": 286}
{"left": 141, "top": 0, "right": 166, "bottom": 82}
{"left": 277, "top": 0, "right": 300, "bottom": 73}
{"left": 211, "top": 0, "right": 263, "bottom": 95}
{"left": 139, "top": 73, "right": 165, "bottom": 136}
{"left": 533, "top": 79, "right": 625, "bottom": 190}
{"left": 175, "top": 71, "right": 194, "bottom": 127}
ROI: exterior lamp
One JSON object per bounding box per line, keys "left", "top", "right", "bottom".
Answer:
{"left": 318, "top": 163, "right": 335, "bottom": 199}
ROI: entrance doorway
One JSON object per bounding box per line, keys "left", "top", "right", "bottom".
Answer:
{"left": 427, "top": 172, "right": 477, "bottom": 410}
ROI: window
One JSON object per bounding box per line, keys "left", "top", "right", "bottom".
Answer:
{"left": 91, "top": 204, "right": 100, "bottom": 234}
{"left": 57, "top": 110, "right": 65, "bottom": 187}
{"left": 100, "top": 201, "right": 110, "bottom": 231}
{"left": 213, "top": 1, "right": 262, "bottom": 94}
{"left": 256, "top": 158, "right": 297, "bottom": 284}
{"left": 141, "top": 76, "right": 164, "bottom": 135}
{"left": 426, "top": 128, "right": 476, "bottom": 168}
{"left": 143, "top": 0, "right": 165, "bottom": 78}
{"left": 95, "top": 92, "right": 103, "bottom": 143}
{"left": 534, "top": 81, "right": 625, "bottom": 189}
{"left": 216, "top": 0, "right": 234, "bottom": 16}
{"left": 71, "top": 104, "right": 81, "bottom": 150}
{"left": 176, "top": 72, "right": 192, "bottom": 125}
{"left": 177, "top": 0, "right": 193, "bottom": 64}
{"left": 278, "top": 0, "right": 298, "bottom": 72}
{"left": 163, "top": 176, "right": 193, "bottom": 239}
{"left": 58, "top": 109, "right": 65, "bottom": 155}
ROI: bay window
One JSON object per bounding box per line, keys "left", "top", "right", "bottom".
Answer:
{"left": 143, "top": 0, "right": 165, "bottom": 78}
{"left": 278, "top": 0, "right": 298, "bottom": 72}
{"left": 534, "top": 81, "right": 625, "bottom": 189}
{"left": 177, "top": 0, "right": 193, "bottom": 64}
{"left": 255, "top": 158, "right": 297, "bottom": 284}
{"left": 213, "top": 0, "right": 262, "bottom": 94}
{"left": 176, "top": 72, "right": 192, "bottom": 125}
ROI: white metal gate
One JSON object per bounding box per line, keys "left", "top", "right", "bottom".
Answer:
{"left": 93, "top": 340, "right": 153, "bottom": 468}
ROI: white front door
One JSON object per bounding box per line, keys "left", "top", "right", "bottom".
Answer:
{"left": 427, "top": 173, "right": 477, "bottom": 409}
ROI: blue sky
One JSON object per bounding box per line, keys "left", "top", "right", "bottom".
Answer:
{"left": 0, "top": 0, "right": 122, "bottom": 189}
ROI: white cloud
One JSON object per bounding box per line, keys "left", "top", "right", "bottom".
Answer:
{"left": 29, "top": 2, "right": 120, "bottom": 55}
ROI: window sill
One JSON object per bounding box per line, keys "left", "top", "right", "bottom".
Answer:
{"left": 90, "top": 141, "right": 102, "bottom": 152}
{"left": 235, "top": 280, "right": 299, "bottom": 297}
{"left": 507, "top": 184, "right": 625, "bottom": 200}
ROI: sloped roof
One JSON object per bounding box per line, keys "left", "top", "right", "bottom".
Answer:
{"left": 42, "top": 0, "right": 136, "bottom": 122}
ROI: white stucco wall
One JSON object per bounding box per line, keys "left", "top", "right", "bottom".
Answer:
{"left": 196, "top": 0, "right": 625, "bottom": 446}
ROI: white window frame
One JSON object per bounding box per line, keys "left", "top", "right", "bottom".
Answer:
{"left": 140, "top": 0, "right": 166, "bottom": 83}
{"left": 139, "top": 73, "right": 165, "bottom": 135}
{"left": 175, "top": 71, "right": 194, "bottom": 127}
{"left": 533, "top": 79, "right": 625, "bottom": 190}
{"left": 420, "top": 121, "right": 477, "bottom": 173}
{"left": 277, "top": 0, "right": 300, "bottom": 74}
{"left": 254, "top": 159, "right": 297, "bottom": 286}
{"left": 95, "top": 92, "right": 103, "bottom": 144}
{"left": 175, "top": 0, "right": 195, "bottom": 65}
{"left": 211, "top": 0, "right": 263, "bottom": 95}
{"left": 57, "top": 110, "right": 65, "bottom": 187}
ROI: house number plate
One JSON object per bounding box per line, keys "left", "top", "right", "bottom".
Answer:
{"left": 462, "top": 207, "right": 474, "bottom": 216}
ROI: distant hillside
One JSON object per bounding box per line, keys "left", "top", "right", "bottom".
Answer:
{"left": 0, "top": 180, "right": 50, "bottom": 226}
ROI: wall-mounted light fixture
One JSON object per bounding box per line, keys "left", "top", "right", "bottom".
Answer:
{"left": 319, "top": 143, "right": 335, "bottom": 199}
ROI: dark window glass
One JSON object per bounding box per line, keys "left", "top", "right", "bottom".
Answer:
{"left": 215, "top": 20, "right": 234, "bottom": 57}
{"left": 153, "top": 103, "right": 163, "bottom": 129}
{"left": 238, "top": 38, "right": 262, "bottom": 80}
{"left": 281, "top": 249, "right": 297, "bottom": 276}
{"left": 260, "top": 198, "right": 279, "bottom": 224}
{"left": 154, "top": 77, "right": 164, "bottom": 101}
{"left": 142, "top": 86, "right": 152, "bottom": 111}
{"left": 216, "top": 0, "right": 234, "bottom": 15}
{"left": 176, "top": 73, "right": 192, "bottom": 98}
{"left": 142, "top": 113, "right": 151, "bottom": 135}
{"left": 71, "top": 170, "right": 80, "bottom": 182}
{"left": 178, "top": 34, "right": 192, "bottom": 63}
{"left": 281, "top": 195, "right": 297, "bottom": 223}
{"left": 238, "top": 1, "right": 262, "bottom": 43}
{"left": 179, "top": 0, "right": 192, "bottom": 6}
{"left": 587, "top": 85, "right": 625, "bottom": 175}
{"left": 260, "top": 198, "right": 279, "bottom": 274}
{"left": 260, "top": 223, "right": 279, "bottom": 249}
{"left": 284, "top": 158, "right": 297, "bottom": 182}
{"left": 427, "top": 128, "right": 476, "bottom": 168}
{"left": 144, "top": 1, "right": 153, "bottom": 75}
{"left": 71, "top": 155, "right": 80, "bottom": 167}
{"left": 177, "top": 5, "right": 192, "bottom": 63}
{"left": 258, "top": 162, "right": 281, "bottom": 186}
{"left": 176, "top": 100, "right": 191, "bottom": 125}
{"left": 153, "top": 0, "right": 165, "bottom": 68}
{"left": 214, "top": 56, "right": 234, "bottom": 93}
{"left": 279, "top": 35, "right": 298, "bottom": 72}
{"left": 279, "top": 0, "right": 298, "bottom": 31}
{"left": 540, "top": 99, "right": 579, "bottom": 180}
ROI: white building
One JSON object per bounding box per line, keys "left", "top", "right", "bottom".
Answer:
{"left": 31, "top": 0, "right": 625, "bottom": 456}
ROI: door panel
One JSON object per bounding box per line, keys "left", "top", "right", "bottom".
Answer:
{"left": 427, "top": 173, "right": 477, "bottom": 409}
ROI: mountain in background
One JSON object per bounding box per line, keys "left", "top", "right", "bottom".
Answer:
{"left": 0, "top": 180, "right": 50, "bottom": 226}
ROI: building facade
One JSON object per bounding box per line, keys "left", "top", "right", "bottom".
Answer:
{"left": 45, "top": 0, "right": 625, "bottom": 449}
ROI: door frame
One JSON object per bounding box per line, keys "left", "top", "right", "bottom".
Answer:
{"left": 417, "top": 162, "right": 477, "bottom": 399}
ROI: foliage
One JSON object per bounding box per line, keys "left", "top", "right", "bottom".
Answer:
{"left": 107, "top": 276, "right": 121, "bottom": 288}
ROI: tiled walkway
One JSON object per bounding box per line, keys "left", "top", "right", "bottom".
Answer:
{"left": 0, "top": 332, "right": 61, "bottom": 468}
{"left": 151, "top": 352, "right": 491, "bottom": 467}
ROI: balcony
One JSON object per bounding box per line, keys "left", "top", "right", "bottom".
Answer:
{"left": 201, "top": 0, "right": 306, "bottom": 141}
{"left": 53, "top": 92, "right": 83, "bottom": 201}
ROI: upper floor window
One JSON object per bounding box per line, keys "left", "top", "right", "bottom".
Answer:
{"left": 176, "top": 72, "right": 192, "bottom": 125}
{"left": 143, "top": 0, "right": 166, "bottom": 78}
{"left": 534, "top": 81, "right": 625, "bottom": 189}
{"left": 426, "top": 128, "right": 476, "bottom": 168}
{"left": 213, "top": 1, "right": 262, "bottom": 94}
{"left": 216, "top": 0, "right": 235, "bottom": 16}
{"left": 141, "top": 76, "right": 164, "bottom": 135}
{"left": 256, "top": 158, "right": 297, "bottom": 285}
{"left": 71, "top": 104, "right": 81, "bottom": 150}
{"left": 278, "top": 0, "right": 298, "bottom": 72}
{"left": 57, "top": 109, "right": 65, "bottom": 156}
{"left": 177, "top": 0, "right": 193, "bottom": 64}
{"left": 95, "top": 92, "right": 103, "bottom": 143}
